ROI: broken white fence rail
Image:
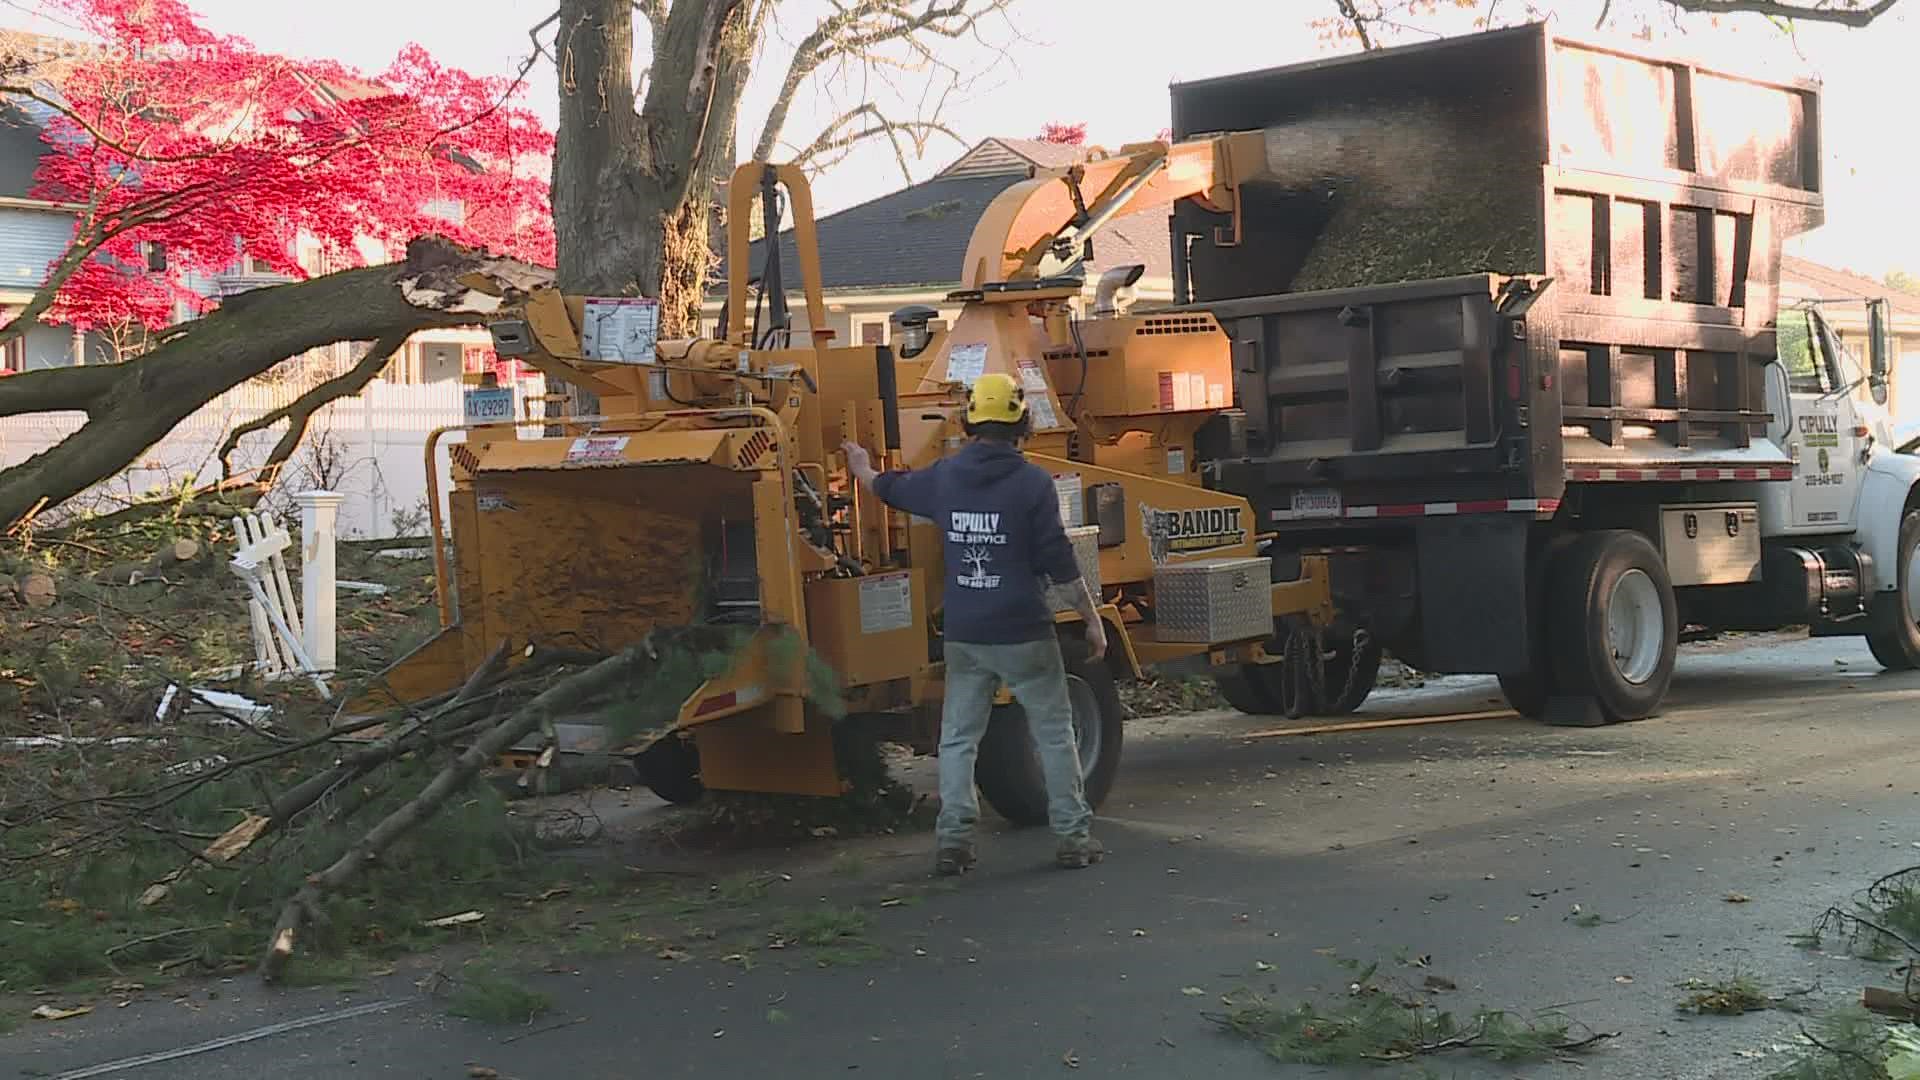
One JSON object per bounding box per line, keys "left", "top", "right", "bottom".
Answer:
{"left": 228, "top": 510, "right": 329, "bottom": 698}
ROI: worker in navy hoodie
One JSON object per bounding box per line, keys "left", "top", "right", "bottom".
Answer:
{"left": 843, "top": 372, "right": 1106, "bottom": 875}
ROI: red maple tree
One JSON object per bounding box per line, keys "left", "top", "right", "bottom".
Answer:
{"left": 3, "top": 0, "right": 554, "bottom": 348}
{"left": 1037, "top": 121, "right": 1087, "bottom": 146}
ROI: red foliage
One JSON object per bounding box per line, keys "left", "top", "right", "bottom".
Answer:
{"left": 1037, "top": 121, "right": 1087, "bottom": 146}
{"left": 26, "top": 0, "right": 554, "bottom": 333}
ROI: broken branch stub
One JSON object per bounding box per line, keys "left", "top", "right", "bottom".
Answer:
{"left": 20, "top": 570, "right": 56, "bottom": 608}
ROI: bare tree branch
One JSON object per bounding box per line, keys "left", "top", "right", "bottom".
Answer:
{"left": 750, "top": 0, "right": 1014, "bottom": 164}
{"left": 1333, "top": 0, "right": 1378, "bottom": 48}
{"left": 214, "top": 332, "right": 410, "bottom": 482}
{"left": 788, "top": 102, "right": 963, "bottom": 180}
{"left": 1325, "top": 0, "right": 1899, "bottom": 43}
{"left": 1660, "top": 0, "right": 1899, "bottom": 24}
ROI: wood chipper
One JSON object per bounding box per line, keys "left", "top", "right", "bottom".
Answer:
{"left": 354, "top": 152, "right": 1335, "bottom": 821}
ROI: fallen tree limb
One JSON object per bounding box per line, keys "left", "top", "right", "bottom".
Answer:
{"left": 137, "top": 644, "right": 518, "bottom": 908}
{"left": 0, "top": 236, "right": 551, "bottom": 530}
{"left": 260, "top": 641, "right": 653, "bottom": 980}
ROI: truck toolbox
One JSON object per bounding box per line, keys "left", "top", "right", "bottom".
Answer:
{"left": 1171, "top": 25, "right": 1822, "bottom": 527}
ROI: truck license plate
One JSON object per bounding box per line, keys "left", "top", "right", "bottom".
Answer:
{"left": 1290, "top": 489, "right": 1342, "bottom": 519}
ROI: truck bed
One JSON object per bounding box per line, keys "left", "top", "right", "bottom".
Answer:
{"left": 1170, "top": 25, "right": 1821, "bottom": 530}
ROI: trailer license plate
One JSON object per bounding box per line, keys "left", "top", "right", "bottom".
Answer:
{"left": 1290, "top": 489, "right": 1342, "bottom": 520}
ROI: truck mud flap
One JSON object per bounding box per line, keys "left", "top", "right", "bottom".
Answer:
{"left": 1415, "top": 515, "right": 1528, "bottom": 674}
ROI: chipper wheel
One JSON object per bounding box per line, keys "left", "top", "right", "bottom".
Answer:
{"left": 1312, "top": 629, "right": 1382, "bottom": 716}
{"left": 633, "top": 736, "right": 705, "bottom": 806}
{"left": 1214, "top": 665, "right": 1282, "bottom": 715}
{"left": 976, "top": 633, "right": 1125, "bottom": 827}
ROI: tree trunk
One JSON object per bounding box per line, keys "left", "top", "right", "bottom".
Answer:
{"left": 0, "top": 237, "right": 549, "bottom": 530}
{"left": 552, "top": 0, "right": 658, "bottom": 300}
{"left": 552, "top": 0, "right": 751, "bottom": 340}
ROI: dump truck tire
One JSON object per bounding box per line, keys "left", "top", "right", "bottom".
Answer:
{"left": 634, "top": 737, "right": 705, "bottom": 806}
{"left": 976, "top": 638, "right": 1124, "bottom": 827}
{"left": 1866, "top": 510, "right": 1920, "bottom": 671}
{"left": 1548, "top": 530, "right": 1676, "bottom": 723}
{"left": 1214, "top": 666, "right": 1280, "bottom": 714}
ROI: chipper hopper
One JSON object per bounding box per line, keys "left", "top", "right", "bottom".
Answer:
{"left": 350, "top": 159, "right": 1336, "bottom": 818}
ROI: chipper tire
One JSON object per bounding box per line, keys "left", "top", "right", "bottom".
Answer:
{"left": 977, "top": 636, "right": 1124, "bottom": 827}
{"left": 1314, "top": 633, "right": 1382, "bottom": 716}
{"left": 1866, "top": 510, "right": 1920, "bottom": 671}
{"left": 1214, "top": 666, "right": 1281, "bottom": 715}
{"left": 633, "top": 736, "right": 705, "bottom": 806}
{"left": 1547, "top": 530, "right": 1677, "bottom": 724}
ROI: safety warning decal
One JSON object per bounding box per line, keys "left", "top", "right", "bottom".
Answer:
{"left": 946, "top": 343, "right": 988, "bottom": 386}
{"left": 858, "top": 572, "right": 914, "bottom": 634}
{"left": 564, "top": 436, "right": 629, "bottom": 465}
{"left": 1052, "top": 473, "right": 1083, "bottom": 528}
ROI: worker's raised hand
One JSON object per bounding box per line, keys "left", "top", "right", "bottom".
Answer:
{"left": 840, "top": 440, "right": 871, "bottom": 475}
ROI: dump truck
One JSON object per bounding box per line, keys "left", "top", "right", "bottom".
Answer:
{"left": 1166, "top": 25, "right": 1918, "bottom": 724}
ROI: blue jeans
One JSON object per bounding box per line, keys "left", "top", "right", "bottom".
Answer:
{"left": 938, "top": 638, "right": 1093, "bottom": 848}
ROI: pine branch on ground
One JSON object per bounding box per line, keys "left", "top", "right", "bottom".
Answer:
{"left": 1209, "top": 959, "right": 1615, "bottom": 1067}
{"left": 1767, "top": 1008, "right": 1917, "bottom": 1080}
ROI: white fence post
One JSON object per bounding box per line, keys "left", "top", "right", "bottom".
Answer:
{"left": 297, "top": 491, "right": 344, "bottom": 673}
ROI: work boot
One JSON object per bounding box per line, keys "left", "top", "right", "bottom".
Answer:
{"left": 1055, "top": 835, "right": 1105, "bottom": 869}
{"left": 933, "top": 846, "right": 976, "bottom": 877}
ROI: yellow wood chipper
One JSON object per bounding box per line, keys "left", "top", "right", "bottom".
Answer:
{"left": 357, "top": 147, "right": 1334, "bottom": 822}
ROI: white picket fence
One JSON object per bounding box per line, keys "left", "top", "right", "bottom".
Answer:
{"left": 0, "top": 376, "right": 548, "bottom": 539}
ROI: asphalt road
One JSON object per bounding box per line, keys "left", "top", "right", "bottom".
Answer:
{"left": 10, "top": 631, "right": 1920, "bottom": 1080}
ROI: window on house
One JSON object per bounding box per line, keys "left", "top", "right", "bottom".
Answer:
{"left": 1, "top": 335, "right": 23, "bottom": 374}
{"left": 857, "top": 319, "right": 886, "bottom": 346}
{"left": 423, "top": 198, "right": 466, "bottom": 225}
{"left": 463, "top": 345, "right": 498, "bottom": 377}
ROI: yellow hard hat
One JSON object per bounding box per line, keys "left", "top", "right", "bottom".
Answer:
{"left": 966, "top": 372, "right": 1028, "bottom": 424}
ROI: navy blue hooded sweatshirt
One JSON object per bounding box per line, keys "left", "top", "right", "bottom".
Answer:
{"left": 872, "top": 440, "right": 1080, "bottom": 644}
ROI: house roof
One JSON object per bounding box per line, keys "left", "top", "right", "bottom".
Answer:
{"left": 1781, "top": 255, "right": 1920, "bottom": 317}
{"left": 728, "top": 136, "right": 1170, "bottom": 296}
{"left": 0, "top": 30, "right": 87, "bottom": 92}
{"left": 938, "top": 136, "right": 1089, "bottom": 177}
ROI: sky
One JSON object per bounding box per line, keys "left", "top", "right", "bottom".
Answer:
{"left": 2, "top": 0, "right": 1914, "bottom": 277}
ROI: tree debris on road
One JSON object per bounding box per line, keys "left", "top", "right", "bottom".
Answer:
{"left": 1208, "top": 958, "right": 1616, "bottom": 1066}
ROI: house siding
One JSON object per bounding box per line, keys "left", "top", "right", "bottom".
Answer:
{"left": 0, "top": 204, "right": 72, "bottom": 292}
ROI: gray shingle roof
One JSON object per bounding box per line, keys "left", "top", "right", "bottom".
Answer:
{"left": 732, "top": 172, "right": 1022, "bottom": 292}
{"left": 728, "top": 170, "right": 1173, "bottom": 295}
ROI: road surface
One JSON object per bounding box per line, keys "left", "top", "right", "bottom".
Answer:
{"left": 8, "top": 631, "right": 1920, "bottom": 1079}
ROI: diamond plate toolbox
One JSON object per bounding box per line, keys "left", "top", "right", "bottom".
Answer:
{"left": 1152, "top": 556, "right": 1272, "bottom": 643}
{"left": 1046, "top": 526, "right": 1103, "bottom": 614}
